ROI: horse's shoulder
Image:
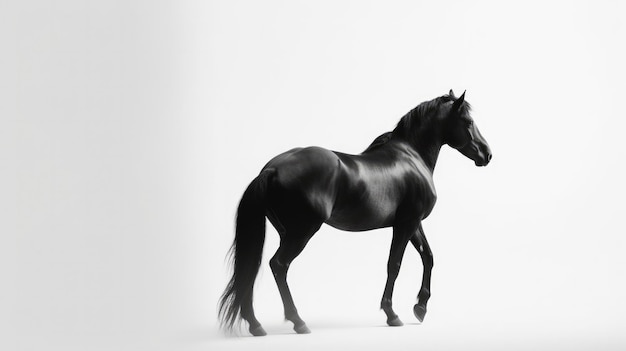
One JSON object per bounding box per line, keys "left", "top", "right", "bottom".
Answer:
{"left": 385, "top": 145, "right": 437, "bottom": 210}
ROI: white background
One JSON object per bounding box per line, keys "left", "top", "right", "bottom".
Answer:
{"left": 3, "top": 1, "right": 626, "bottom": 350}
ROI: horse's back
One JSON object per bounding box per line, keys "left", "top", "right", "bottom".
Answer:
{"left": 263, "top": 146, "right": 341, "bottom": 220}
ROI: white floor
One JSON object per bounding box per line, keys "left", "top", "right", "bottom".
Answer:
{"left": 199, "top": 316, "right": 624, "bottom": 351}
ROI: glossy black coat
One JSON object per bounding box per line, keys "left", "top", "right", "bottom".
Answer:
{"left": 219, "top": 90, "right": 492, "bottom": 336}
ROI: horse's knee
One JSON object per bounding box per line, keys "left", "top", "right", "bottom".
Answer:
{"left": 418, "top": 246, "right": 433, "bottom": 267}
{"left": 424, "top": 253, "right": 433, "bottom": 268}
{"left": 387, "top": 260, "right": 402, "bottom": 276}
{"left": 269, "top": 256, "right": 288, "bottom": 276}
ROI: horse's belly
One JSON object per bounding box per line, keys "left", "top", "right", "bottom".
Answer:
{"left": 326, "top": 201, "right": 396, "bottom": 231}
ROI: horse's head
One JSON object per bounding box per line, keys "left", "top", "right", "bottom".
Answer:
{"left": 443, "top": 90, "right": 492, "bottom": 167}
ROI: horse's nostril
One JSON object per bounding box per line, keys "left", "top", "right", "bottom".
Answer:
{"left": 487, "top": 154, "right": 492, "bottom": 162}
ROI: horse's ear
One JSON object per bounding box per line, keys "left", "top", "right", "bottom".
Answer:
{"left": 452, "top": 90, "right": 466, "bottom": 112}
{"left": 449, "top": 89, "right": 456, "bottom": 99}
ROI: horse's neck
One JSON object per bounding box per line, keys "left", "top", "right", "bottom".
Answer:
{"left": 414, "top": 139, "right": 442, "bottom": 172}
{"left": 388, "top": 127, "right": 443, "bottom": 172}
{"left": 363, "top": 130, "right": 443, "bottom": 172}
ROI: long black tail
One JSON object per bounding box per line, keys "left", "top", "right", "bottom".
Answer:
{"left": 218, "top": 169, "right": 274, "bottom": 331}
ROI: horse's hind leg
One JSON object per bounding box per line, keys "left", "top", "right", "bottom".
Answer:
{"left": 240, "top": 289, "right": 266, "bottom": 336}
{"left": 269, "top": 215, "right": 321, "bottom": 334}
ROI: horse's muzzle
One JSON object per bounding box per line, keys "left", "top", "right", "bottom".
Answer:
{"left": 475, "top": 152, "right": 492, "bottom": 167}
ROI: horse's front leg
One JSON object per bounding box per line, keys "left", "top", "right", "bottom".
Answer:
{"left": 409, "top": 223, "right": 433, "bottom": 322}
{"left": 380, "top": 222, "right": 414, "bottom": 326}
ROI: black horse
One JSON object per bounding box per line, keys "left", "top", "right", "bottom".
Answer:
{"left": 219, "top": 90, "right": 492, "bottom": 336}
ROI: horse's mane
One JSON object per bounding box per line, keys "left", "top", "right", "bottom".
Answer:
{"left": 363, "top": 93, "right": 470, "bottom": 153}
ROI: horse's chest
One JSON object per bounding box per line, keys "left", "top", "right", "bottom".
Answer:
{"left": 414, "top": 182, "right": 437, "bottom": 219}
{"left": 401, "top": 169, "right": 437, "bottom": 220}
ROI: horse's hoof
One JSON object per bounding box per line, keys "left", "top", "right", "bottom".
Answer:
{"left": 249, "top": 325, "right": 267, "bottom": 336}
{"left": 413, "top": 304, "right": 427, "bottom": 323}
{"left": 386, "top": 316, "right": 404, "bottom": 327}
{"left": 294, "top": 323, "right": 311, "bottom": 334}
